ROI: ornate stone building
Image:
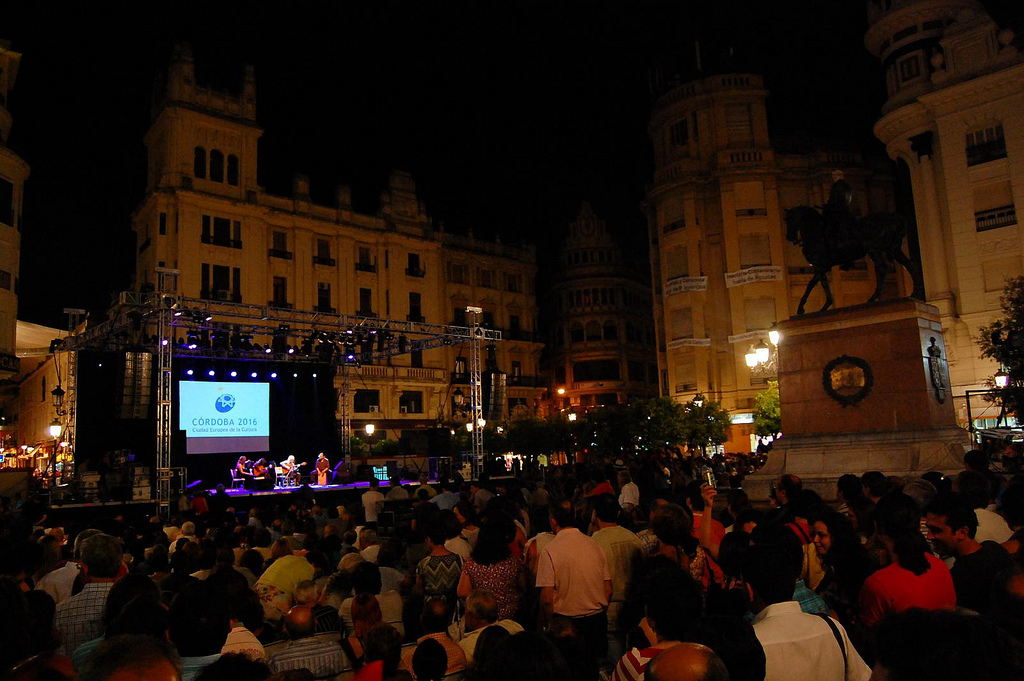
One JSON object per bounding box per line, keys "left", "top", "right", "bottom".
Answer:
{"left": 0, "top": 40, "right": 27, "bottom": 380}
{"left": 645, "top": 73, "right": 901, "bottom": 452}
{"left": 540, "top": 204, "right": 659, "bottom": 414}
{"left": 866, "top": 0, "right": 1024, "bottom": 425}
{"left": 132, "top": 45, "right": 544, "bottom": 449}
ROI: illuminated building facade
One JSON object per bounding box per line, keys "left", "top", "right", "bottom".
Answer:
{"left": 0, "top": 40, "right": 27, "bottom": 381}
{"left": 132, "top": 45, "right": 544, "bottom": 450}
{"left": 645, "top": 72, "right": 901, "bottom": 451}
{"left": 866, "top": 0, "right": 1024, "bottom": 425}
{"left": 541, "top": 203, "right": 659, "bottom": 414}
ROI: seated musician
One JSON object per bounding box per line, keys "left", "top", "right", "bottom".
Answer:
{"left": 251, "top": 458, "right": 268, "bottom": 489}
{"left": 315, "top": 452, "right": 330, "bottom": 486}
{"left": 282, "top": 455, "right": 304, "bottom": 486}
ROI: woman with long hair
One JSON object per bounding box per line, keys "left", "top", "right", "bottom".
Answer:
{"left": 857, "top": 493, "right": 954, "bottom": 628}
{"left": 810, "top": 508, "right": 873, "bottom": 626}
{"left": 454, "top": 500, "right": 481, "bottom": 548}
{"left": 457, "top": 514, "right": 525, "bottom": 620}
{"left": 416, "top": 516, "right": 464, "bottom": 605}
{"left": 341, "top": 592, "right": 382, "bottom": 668}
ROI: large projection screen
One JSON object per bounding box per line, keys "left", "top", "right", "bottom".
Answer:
{"left": 178, "top": 382, "right": 270, "bottom": 454}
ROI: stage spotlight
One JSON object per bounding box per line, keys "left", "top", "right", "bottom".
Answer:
{"left": 288, "top": 346, "right": 296, "bottom": 354}
{"left": 230, "top": 371, "right": 237, "bottom": 377}
{"left": 208, "top": 369, "right": 215, "bottom": 377}
{"left": 161, "top": 338, "right": 169, "bottom": 346}
{"left": 186, "top": 369, "right": 194, "bottom": 376}
{"left": 271, "top": 372, "right": 278, "bottom": 378}
{"left": 265, "top": 347, "right": 273, "bottom": 354}
{"left": 312, "top": 373, "right": 317, "bottom": 378}
{"left": 251, "top": 372, "right": 258, "bottom": 378}
{"left": 293, "top": 372, "right": 298, "bottom": 378}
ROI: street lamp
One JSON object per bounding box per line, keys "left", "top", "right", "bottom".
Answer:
{"left": 364, "top": 423, "right": 375, "bottom": 437}
{"left": 556, "top": 387, "right": 565, "bottom": 395}
{"left": 693, "top": 393, "right": 705, "bottom": 407}
{"left": 568, "top": 413, "right": 578, "bottom": 422}
{"left": 51, "top": 383, "right": 65, "bottom": 410}
{"left": 49, "top": 418, "right": 62, "bottom": 487}
{"left": 995, "top": 369, "right": 1010, "bottom": 389}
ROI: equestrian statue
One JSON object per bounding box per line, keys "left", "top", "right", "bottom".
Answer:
{"left": 784, "top": 171, "right": 925, "bottom": 315}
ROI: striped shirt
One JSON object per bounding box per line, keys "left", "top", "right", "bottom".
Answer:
{"left": 268, "top": 637, "right": 349, "bottom": 678}
{"left": 611, "top": 643, "right": 679, "bottom": 681}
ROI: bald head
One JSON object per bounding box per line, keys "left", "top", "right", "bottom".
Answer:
{"left": 284, "top": 605, "right": 316, "bottom": 639}
{"left": 647, "top": 644, "right": 730, "bottom": 681}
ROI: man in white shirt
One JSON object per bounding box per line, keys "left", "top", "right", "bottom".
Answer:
{"left": 537, "top": 500, "right": 612, "bottom": 661}
{"left": 617, "top": 471, "right": 640, "bottom": 513}
{"left": 957, "top": 470, "right": 1012, "bottom": 543}
{"left": 591, "top": 494, "right": 644, "bottom": 663}
{"left": 743, "top": 527, "right": 870, "bottom": 681}
{"left": 362, "top": 478, "right": 385, "bottom": 528}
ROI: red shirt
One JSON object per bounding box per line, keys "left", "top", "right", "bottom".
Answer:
{"left": 858, "top": 552, "right": 955, "bottom": 628}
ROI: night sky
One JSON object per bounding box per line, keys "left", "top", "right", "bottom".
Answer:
{"left": 6, "top": 1, "right": 1022, "bottom": 328}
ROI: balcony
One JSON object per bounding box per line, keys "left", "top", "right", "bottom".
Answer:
{"left": 268, "top": 248, "right": 293, "bottom": 260}
{"left": 450, "top": 372, "right": 470, "bottom": 384}
{"left": 268, "top": 299, "right": 293, "bottom": 309}
{"left": 199, "top": 289, "right": 242, "bottom": 303}
{"left": 314, "top": 305, "right": 336, "bottom": 314}
{"left": 975, "top": 205, "right": 1017, "bottom": 232}
{"left": 202, "top": 235, "right": 243, "bottom": 249}
{"left": 313, "top": 255, "right": 336, "bottom": 266}
{"left": 405, "top": 267, "right": 426, "bottom": 277}
{"left": 355, "top": 262, "right": 377, "bottom": 273}
{"left": 407, "top": 313, "right": 425, "bottom": 323}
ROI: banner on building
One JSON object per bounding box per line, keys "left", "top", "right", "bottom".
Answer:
{"left": 668, "top": 337, "right": 712, "bottom": 349}
{"left": 728, "top": 330, "right": 768, "bottom": 344}
{"left": 724, "top": 265, "right": 782, "bottom": 288}
{"left": 665, "top": 276, "right": 708, "bottom": 295}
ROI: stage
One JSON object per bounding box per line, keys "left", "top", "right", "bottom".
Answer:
{"left": 215, "top": 478, "right": 387, "bottom": 498}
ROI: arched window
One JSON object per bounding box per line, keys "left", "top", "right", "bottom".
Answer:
{"left": 585, "top": 321, "right": 602, "bottom": 341}
{"left": 570, "top": 322, "right": 584, "bottom": 344}
{"left": 227, "top": 155, "right": 239, "bottom": 186}
{"left": 193, "top": 147, "right": 206, "bottom": 178}
{"left": 209, "top": 150, "right": 224, "bottom": 182}
{"left": 603, "top": 322, "right": 618, "bottom": 341}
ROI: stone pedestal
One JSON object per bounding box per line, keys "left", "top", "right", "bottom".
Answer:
{"left": 746, "top": 298, "right": 967, "bottom": 501}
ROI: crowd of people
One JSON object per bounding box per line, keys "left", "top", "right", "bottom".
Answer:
{"left": 3, "top": 450, "right": 1024, "bottom": 681}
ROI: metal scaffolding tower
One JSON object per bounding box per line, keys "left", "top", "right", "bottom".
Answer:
{"left": 466, "top": 307, "right": 484, "bottom": 479}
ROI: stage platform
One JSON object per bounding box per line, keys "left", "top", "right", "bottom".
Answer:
{"left": 216, "top": 480, "right": 382, "bottom": 498}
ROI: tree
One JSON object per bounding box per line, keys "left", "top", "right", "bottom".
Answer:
{"left": 630, "top": 397, "right": 688, "bottom": 453}
{"left": 753, "top": 381, "right": 782, "bottom": 438}
{"left": 978, "top": 276, "right": 1024, "bottom": 420}
{"left": 679, "top": 396, "right": 731, "bottom": 454}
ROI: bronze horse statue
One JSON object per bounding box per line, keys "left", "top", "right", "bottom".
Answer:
{"left": 783, "top": 205, "right": 924, "bottom": 315}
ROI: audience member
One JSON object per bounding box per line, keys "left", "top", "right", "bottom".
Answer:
{"left": 536, "top": 500, "right": 612, "bottom": 660}
{"left": 400, "top": 600, "right": 467, "bottom": 678}
{"left": 79, "top": 634, "right": 182, "bottom": 681}
{"left": 54, "top": 533, "right": 124, "bottom": 656}
{"left": 924, "top": 491, "right": 1014, "bottom": 614}
{"left": 169, "top": 581, "right": 231, "bottom": 681}
{"left": 267, "top": 605, "right": 349, "bottom": 678}
{"left": 455, "top": 589, "right": 523, "bottom": 663}
{"left": 644, "top": 643, "right": 729, "bottom": 681}
{"left": 457, "top": 515, "right": 524, "bottom": 621}
{"left": 956, "top": 470, "right": 1011, "bottom": 543}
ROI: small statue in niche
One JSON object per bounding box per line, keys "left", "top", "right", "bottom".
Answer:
{"left": 927, "top": 337, "right": 947, "bottom": 404}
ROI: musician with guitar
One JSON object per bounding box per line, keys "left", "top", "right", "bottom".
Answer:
{"left": 281, "top": 455, "right": 307, "bottom": 486}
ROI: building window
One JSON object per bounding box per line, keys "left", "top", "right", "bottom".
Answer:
{"left": 272, "top": 277, "right": 288, "bottom": 307}
{"left": 359, "top": 288, "right": 373, "bottom": 315}
{"left": 478, "top": 268, "right": 496, "bottom": 288}
{"left": 227, "top": 154, "right": 239, "bottom": 186}
{"left": 408, "top": 292, "right": 423, "bottom": 321}
{"left": 509, "top": 315, "right": 521, "bottom": 337}
{"left": 213, "top": 217, "right": 230, "bottom": 245}
{"left": 670, "top": 308, "right": 694, "bottom": 339}
{"left": 0, "top": 270, "right": 11, "bottom": 290}
{"left": 317, "top": 239, "right": 331, "bottom": 260}
{"left": 739, "top": 234, "right": 772, "bottom": 267}
{"left": 357, "top": 246, "right": 376, "bottom": 272}
{"left": 399, "top": 391, "right": 424, "bottom": 414}
{"left": 966, "top": 124, "right": 1007, "bottom": 166}
{"left": 317, "top": 282, "right": 332, "bottom": 312}
{"left": 410, "top": 350, "right": 423, "bottom": 368}
{"left": 407, "top": 253, "right": 425, "bottom": 277}
{"left": 452, "top": 307, "right": 467, "bottom": 325}
{"left": 570, "top": 322, "right": 584, "bottom": 344}
{"left": 505, "top": 273, "right": 521, "bottom": 292}
{"left": 482, "top": 311, "right": 495, "bottom": 328}
{"left": 671, "top": 119, "right": 689, "bottom": 146}
{"left": 354, "top": 390, "right": 380, "bottom": 412}
{"left": 448, "top": 263, "right": 469, "bottom": 284}
{"left": 585, "top": 321, "right": 602, "bottom": 341}
{"left": 269, "top": 231, "right": 291, "bottom": 259}
{"left": 666, "top": 246, "right": 689, "bottom": 279}
{"left": 573, "top": 359, "right": 620, "bottom": 382}
{"left": 193, "top": 147, "right": 206, "bottom": 178}
{"left": 975, "top": 205, "right": 1017, "bottom": 232}
{"left": 510, "top": 361, "right": 522, "bottom": 383}
{"left": 744, "top": 297, "right": 777, "bottom": 331}
{"left": 603, "top": 321, "right": 618, "bottom": 341}
{"left": 209, "top": 149, "right": 224, "bottom": 182}
{"left": 897, "top": 55, "right": 921, "bottom": 82}
{"left": 159, "top": 213, "right": 167, "bottom": 235}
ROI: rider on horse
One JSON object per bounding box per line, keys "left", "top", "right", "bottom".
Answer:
{"left": 823, "top": 170, "right": 859, "bottom": 269}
